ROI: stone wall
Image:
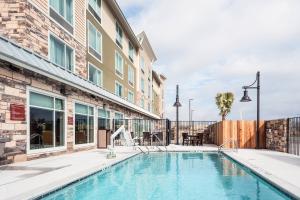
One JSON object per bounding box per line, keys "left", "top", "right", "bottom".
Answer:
{"left": 0, "top": 0, "right": 87, "bottom": 78}
{"left": 0, "top": 63, "right": 150, "bottom": 165}
{"left": 265, "top": 119, "right": 288, "bottom": 153}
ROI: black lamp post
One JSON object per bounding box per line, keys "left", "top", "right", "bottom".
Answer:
{"left": 173, "top": 85, "right": 182, "bottom": 145}
{"left": 240, "top": 71, "right": 260, "bottom": 149}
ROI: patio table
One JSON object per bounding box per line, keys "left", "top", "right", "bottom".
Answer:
{"left": 188, "top": 135, "right": 200, "bottom": 146}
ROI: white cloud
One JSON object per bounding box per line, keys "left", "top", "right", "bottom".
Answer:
{"left": 118, "top": 0, "right": 300, "bottom": 120}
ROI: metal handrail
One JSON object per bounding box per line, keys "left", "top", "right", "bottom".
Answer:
{"left": 137, "top": 146, "right": 146, "bottom": 154}
{"left": 152, "top": 133, "right": 168, "bottom": 152}
{"left": 218, "top": 138, "right": 238, "bottom": 152}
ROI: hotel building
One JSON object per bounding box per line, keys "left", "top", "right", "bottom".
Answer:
{"left": 0, "top": 0, "right": 166, "bottom": 164}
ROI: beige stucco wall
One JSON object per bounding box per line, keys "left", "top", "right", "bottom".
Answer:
{"left": 86, "top": 11, "right": 137, "bottom": 104}
{"left": 137, "top": 42, "right": 153, "bottom": 111}
{"left": 101, "top": 0, "right": 137, "bottom": 65}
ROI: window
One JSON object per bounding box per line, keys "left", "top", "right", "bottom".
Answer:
{"left": 50, "top": 35, "right": 74, "bottom": 71}
{"left": 115, "top": 82, "right": 123, "bottom": 97}
{"left": 116, "top": 22, "right": 123, "bottom": 48}
{"left": 29, "top": 91, "right": 65, "bottom": 150}
{"left": 128, "top": 66, "right": 134, "bottom": 87}
{"left": 75, "top": 103, "right": 94, "bottom": 145}
{"left": 148, "top": 103, "right": 151, "bottom": 112}
{"left": 141, "top": 78, "right": 145, "bottom": 93}
{"left": 115, "top": 51, "right": 123, "bottom": 77}
{"left": 140, "top": 57, "right": 145, "bottom": 72}
{"left": 141, "top": 98, "right": 145, "bottom": 108}
{"left": 148, "top": 84, "right": 151, "bottom": 98}
{"left": 128, "top": 91, "right": 134, "bottom": 103}
{"left": 114, "top": 112, "right": 124, "bottom": 131}
{"left": 49, "top": 0, "right": 73, "bottom": 33}
{"left": 88, "top": 0, "right": 101, "bottom": 21}
{"left": 88, "top": 63, "right": 102, "bottom": 86}
{"left": 98, "top": 109, "right": 110, "bottom": 130}
{"left": 88, "top": 21, "right": 102, "bottom": 61}
{"left": 129, "top": 42, "right": 134, "bottom": 62}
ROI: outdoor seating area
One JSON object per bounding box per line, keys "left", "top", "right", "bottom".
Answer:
{"left": 182, "top": 132, "right": 204, "bottom": 146}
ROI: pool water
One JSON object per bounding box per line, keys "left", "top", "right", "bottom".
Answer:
{"left": 41, "top": 153, "right": 291, "bottom": 200}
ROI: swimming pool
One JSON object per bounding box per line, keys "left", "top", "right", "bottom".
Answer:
{"left": 40, "top": 153, "right": 291, "bottom": 200}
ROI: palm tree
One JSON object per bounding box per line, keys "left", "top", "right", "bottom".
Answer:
{"left": 215, "top": 92, "right": 234, "bottom": 120}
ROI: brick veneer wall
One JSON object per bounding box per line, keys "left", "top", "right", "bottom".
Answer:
{"left": 0, "top": 0, "right": 87, "bottom": 78}
{"left": 265, "top": 119, "right": 288, "bottom": 153}
{"left": 0, "top": 64, "right": 149, "bottom": 165}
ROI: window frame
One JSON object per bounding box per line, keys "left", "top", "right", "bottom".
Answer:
{"left": 128, "top": 90, "right": 134, "bottom": 103}
{"left": 115, "top": 51, "right": 124, "bottom": 79}
{"left": 97, "top": 107, "right": 111, "bottom": 130}
{"left": 128, "top": 65, "right": 135, "bottom": 88}
{"left": 115, "top": 21, "right": 123, "bottom": 49}
{"left": 115, "top": 81, "right": 123, "bottom": 98}
{"left": 140, "top": 78, "right": 145, "bottom": 93}
{"left": 49, "top": 33, "right": 75, "bottom": 72}
{"left": 88, "top": 21, "right": 103, "bottom": 62}
{"left": 140, "top": 57, "right": 145, "bottom": 73}
{"left": 73, "top": 101, "right": 96, "bottom": 148}
{"left": 88, "top": 0, "right": 102, "bottom": 23}
{"left": 26, "top": 87, "right": 67, "bottom": 155}
{"left": 128, "top": 42, "right": 134, "bottom": 63}
{"left": 49, "top": 0, "right": 74, "bottom": 26}
{"left": 88, "top": 62, "right": 103, "bottom": 87}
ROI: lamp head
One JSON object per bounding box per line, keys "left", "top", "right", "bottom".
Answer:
{"left": 240, "top": 89, "right": 252, "bottom": 102}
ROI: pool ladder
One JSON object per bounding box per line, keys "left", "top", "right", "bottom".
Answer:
{"left": 218, "top": 138, "right": 238, "bottom": 153}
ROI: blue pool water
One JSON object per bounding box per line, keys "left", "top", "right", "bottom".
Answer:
{"left": 41, "top": 153, "right": 291, "bottom": 200}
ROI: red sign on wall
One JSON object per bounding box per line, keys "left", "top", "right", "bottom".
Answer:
{"left": 68, "top": 116, "right": 73, "bottom": 125}
{"left": 10, "top": 104, "right": 25, "bottom": 121}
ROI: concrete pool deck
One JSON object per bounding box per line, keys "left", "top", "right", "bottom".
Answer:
{"left": 224, "top": 149, "right": 300, "bottom": 199}
{"left": 0, "top": 145, "right": 299, "bottom": 199}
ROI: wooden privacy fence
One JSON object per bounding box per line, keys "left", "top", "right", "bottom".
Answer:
{"left": 211, "top": 120, "right": 265, "bottom": 149}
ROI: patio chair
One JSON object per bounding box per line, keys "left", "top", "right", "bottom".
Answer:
{"left": 195, "top": 133, "right": 203, "bottom": 146}
{"left": 182, "top": 132, "right": 189, "bottom": 146}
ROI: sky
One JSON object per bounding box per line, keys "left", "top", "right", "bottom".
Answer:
{"left": 117, "top": 0, "right": 300, "bottom": 121}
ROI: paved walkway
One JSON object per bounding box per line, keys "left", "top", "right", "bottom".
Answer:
{"left": 224, "top": 149, "right": 300, "bottom": 199}
{"left": 0, "top": 147, "right": 138, "bottom": 200}
{"left": 2, "top": 145, "right": 299, "bottom": 199}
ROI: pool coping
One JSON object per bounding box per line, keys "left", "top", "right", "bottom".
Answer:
{"left": 32, "top": 150, "right": 298, "bottom": 200}
{"left": 223, "top": 151, "right": 300, "bottom": 200}
{"left": 29, "top": 152, "right": 140, "bottom": 200}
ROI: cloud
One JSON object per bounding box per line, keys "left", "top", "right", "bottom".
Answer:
{"left": 118, "top": 0, "right": 300, "bottom": 121}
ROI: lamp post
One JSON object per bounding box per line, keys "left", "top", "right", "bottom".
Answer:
{"left": 189, "top": 99, "right": 193, "bottom": 134}
{"left": 173, "top": 85, "right": 182, "bottom": 145}
{"left": 240, "top": 71, "right": 260, "bottom": 149}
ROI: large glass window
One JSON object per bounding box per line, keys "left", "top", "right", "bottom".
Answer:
{"left": 128, "top": 66, "right": 134, "bottom": 87}
{"left": 115, "top": 82, "right": 123, "bottom": 97}
{"left": 98, "top": 109, "right": 110, "bottom": 130}
{"left": 29, "top": 92, "right": 65, "bottom": 150}
{"left": 115, "top": 51, "right": 123, "bottom": 77}
{"left": 75, "top": 103, "right": 94, "bottom": 145}
{"left": 89, "top": 63, "right": 102, "bottom": 86}
{"left": 114, "top": 112, "right": 124, "bottom": 131}
{"left": 116, "top": 22, "right": 123, "bottom": 48}
{"left": 50, "top": 0, "right": 73, "bottom": 24}
{"left": 88, "top": 21, "right": 102, "bottom": 60}
{"left": 50, "top": 35, "right": 74, "bottom": 71}
{"left": 128, "top": 91, "right": 134, "bottom": 103}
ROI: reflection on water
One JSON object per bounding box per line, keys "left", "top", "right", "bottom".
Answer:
{"left": 42, "top": 153, "right": 291, "bottom": 200}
